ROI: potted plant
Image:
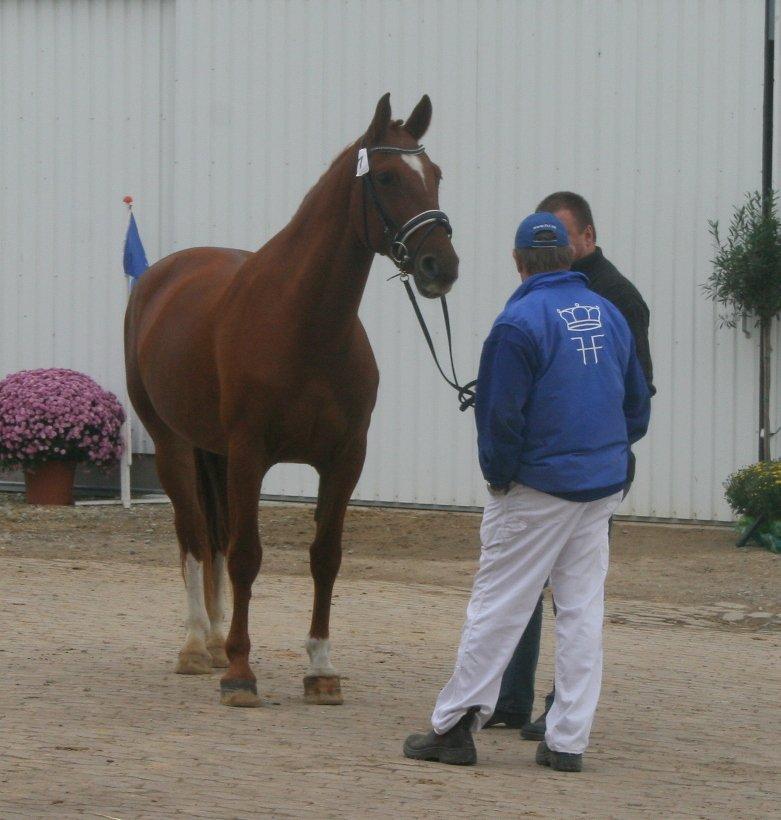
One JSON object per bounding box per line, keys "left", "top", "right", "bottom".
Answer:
{"left": 0, "top": 368, "right": 125, "bottom": 505}
{"left": 724, "top": 460, "right": 781, "bottom": 553}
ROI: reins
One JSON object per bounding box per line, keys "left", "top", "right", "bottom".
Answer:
{"left": 359, "top": 143, "right": 477, "bottom": 411}
{"left": 399, "top": 279, "right": 477, "bottom": 412}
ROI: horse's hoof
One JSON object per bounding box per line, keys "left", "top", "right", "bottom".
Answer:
{"left": 175, "top": 650, "right": 213, "bottom": 675}
{"left": 220, "top": 679, "right": 262, "bottom": 708}
{"left": 207, "top": 642, "right": 230, "bottom": 668}
{"left": 210, "top": 650, "right": 230, "bottom": 668}
{"left": 304, "top": 675, "right": 343, "bottom": 705}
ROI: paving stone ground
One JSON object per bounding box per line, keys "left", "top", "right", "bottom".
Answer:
{"left": 0, "top": 553, "right": 778, "bottom": 819}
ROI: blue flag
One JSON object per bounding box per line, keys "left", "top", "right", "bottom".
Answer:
{"left": 123, "top": 212, "right": 149, "bottom": 280}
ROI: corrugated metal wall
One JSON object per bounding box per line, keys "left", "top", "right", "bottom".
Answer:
{"left": 1, "top": 0, "right": 776, "bottom": 520}
{"left": 0, "top": 0, "right": 174, "bottom": 447}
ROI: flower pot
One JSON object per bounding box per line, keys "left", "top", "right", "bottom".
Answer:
{"left": 24, "top": 461, "right": 76, "bottom": 505}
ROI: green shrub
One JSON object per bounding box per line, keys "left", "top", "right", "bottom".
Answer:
{"left": 724, "top": 460, "right": 781, "bottom": 523}
{"left": 705, "top": 191, "right": 781, "bottom": 326}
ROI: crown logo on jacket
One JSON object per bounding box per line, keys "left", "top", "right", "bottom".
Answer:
{"left": 556, "top": 303, "right": 602, "bottom": 331}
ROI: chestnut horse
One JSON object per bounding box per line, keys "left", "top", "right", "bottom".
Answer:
{"left": 124, "top": 94, "right": 458, "bottom": 707}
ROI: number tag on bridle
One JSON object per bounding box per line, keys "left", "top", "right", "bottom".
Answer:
{"left": 356, "top": 148, "right": 370, "bottom": 177}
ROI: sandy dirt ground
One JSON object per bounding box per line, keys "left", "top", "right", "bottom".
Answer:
{"left": 1, "top": 495, "right": 778, "bottom": 615}
{"left": 0, "top": 495, "right": 779, "bottom": 818}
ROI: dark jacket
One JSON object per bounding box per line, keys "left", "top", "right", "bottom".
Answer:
{"left": 475, "top": 270, "right": 651, "bottom": 500}
{"left": 577, "top": 247, "right": 655, "bottom": 395}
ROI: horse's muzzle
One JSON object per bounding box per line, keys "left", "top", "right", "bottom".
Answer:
{"left": 415, "top": 253, "right": 458, "bottom": 297}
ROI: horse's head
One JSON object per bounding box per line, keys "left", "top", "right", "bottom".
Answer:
{"left": 353, "top": 93, "right": 459, "bottom": 298}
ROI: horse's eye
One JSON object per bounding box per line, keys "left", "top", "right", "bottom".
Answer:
{"left": 376, "top": 171, "right": 394, "bottom": 185}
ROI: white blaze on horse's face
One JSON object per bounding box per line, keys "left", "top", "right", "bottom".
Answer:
{"left": 401, "top": 153, "right": 428, "bottom": 192}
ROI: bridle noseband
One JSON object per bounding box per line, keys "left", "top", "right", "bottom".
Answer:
{"left": 360, "top": 144, "right": 452, "bottom": 274}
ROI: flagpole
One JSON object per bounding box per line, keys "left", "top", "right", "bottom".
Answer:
{"left": 120, "top": 195, "right": 135, "bottom": 509}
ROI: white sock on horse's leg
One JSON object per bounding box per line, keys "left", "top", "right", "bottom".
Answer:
{"left": 176, "top": 553, "right": 212, "bottom": 673}
{"left": 305, "top": 637, "right": 337, "bottom": 676}
{"left": 209, "top": 552, "right": 227, "bottom": 633}
{"left": 184, "top": 553, "right": 210, "bottom": 639}
{"left": 206, "top": 553, "right": 229, "bottom": 666}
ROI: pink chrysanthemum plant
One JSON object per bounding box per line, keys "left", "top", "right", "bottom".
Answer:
{"left": 0, "top": 368, "right": 125, "bottom": 471}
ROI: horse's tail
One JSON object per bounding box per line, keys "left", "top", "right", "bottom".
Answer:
{"left": 194, "top": 448, "right": 229, "bottom": 604}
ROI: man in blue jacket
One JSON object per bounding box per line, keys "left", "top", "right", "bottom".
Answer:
{"left": 403, "top": 212, "right": 650, "bottom": 771}
{"left": 490, "top": 192, "right": 656, "bottom": 740}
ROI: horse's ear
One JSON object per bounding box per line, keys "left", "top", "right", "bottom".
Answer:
{"left": 404, "top": 95, "right": 432, "bottom": 140}
{"left": 365, "top": 93, "right": 392, "bottom": 145}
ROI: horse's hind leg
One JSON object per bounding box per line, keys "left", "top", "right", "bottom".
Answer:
{"left": 305, "top": 442, "right": 367, "bottom": 705}
{"left": 205, "top": 551, "right": 229, "bottom": 668}
{"left": 155, "top": 437, "right": 214, "bottom": 675}
{"left": 196, "top": 450, "right": 230, "bottom": 668}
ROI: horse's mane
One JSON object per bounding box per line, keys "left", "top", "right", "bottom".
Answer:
{"left": 287, "top": 141, "right": 358, "bottom": 226}
{"left": 287, "top": 121, "right": 410, "bottom": 228}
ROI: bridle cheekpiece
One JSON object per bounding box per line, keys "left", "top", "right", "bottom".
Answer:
{"left": 359, "top": 144, "right": 452, "bottom": 275}
{"left": 356, "top": 142, "right": 475, "bottom": 412}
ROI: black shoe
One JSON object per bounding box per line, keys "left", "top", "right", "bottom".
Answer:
{"left": 535, "top": 740, "right": 582, "bottom": 772}
{"left": 484, "top": 710, "right": 529, "bottom": 729}
{"left": 520, "top": 713, "right": 546, "bottom": 741}
{"left": 403, "top": 708, "right": 478, "bottom": 765}
{"left": 520, "top": 690, "right": 554, "bottom": 741}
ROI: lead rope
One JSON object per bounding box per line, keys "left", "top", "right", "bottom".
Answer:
{"left": 439, "top": 294, "right": 477, "bottom": 410}
{"left": 400, "top": 276, "right": 477, "bottom": 411}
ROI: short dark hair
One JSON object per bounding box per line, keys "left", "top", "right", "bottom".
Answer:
{"left": 536, "top": 191, "right": 596, "bottom": 241}
{"left": 515, "top": 244, "right": 575, "bottom": 276}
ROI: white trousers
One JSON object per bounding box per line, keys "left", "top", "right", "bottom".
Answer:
{"left": 430, "top": 483, "right": 623, "bottom": 754}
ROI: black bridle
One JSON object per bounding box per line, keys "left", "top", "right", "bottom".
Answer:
{"left": 360, "top": 144, "right": 452, "bottom": 273}
{"left": 359, "top": 144, "right": 476, "bottom": 411}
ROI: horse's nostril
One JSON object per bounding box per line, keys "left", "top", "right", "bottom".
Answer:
{"left": 420, "top": 255, "right": 439, "bottom": 280}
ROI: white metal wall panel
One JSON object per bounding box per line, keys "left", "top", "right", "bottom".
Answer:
{"left": 0, "top": 0, "right": 173, "bottom": 455}
{"left": 0, "top": 0, "right": 771, "bottom": 520}
{"left": 162, "top": 0, "right": 766, "bottom": 519}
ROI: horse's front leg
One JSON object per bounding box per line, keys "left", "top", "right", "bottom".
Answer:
{"left": 305, "top": 440, "right": 367, "bottom": 705}
{"left": 220, "top": 445, "right": 267, "bottom": 707}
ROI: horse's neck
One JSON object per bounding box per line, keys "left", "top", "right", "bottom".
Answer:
{"left": 275, "top": 150, "right": 374, "bottom": 349}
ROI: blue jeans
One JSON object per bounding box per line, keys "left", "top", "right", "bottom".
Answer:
{"left": 494, "top": 594, "right": 543, "bottom": 717}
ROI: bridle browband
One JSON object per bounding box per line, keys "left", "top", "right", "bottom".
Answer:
{"left": 357, "top": 143, "right": 476, "bottom": 411}
{"left": 360, "top": 143, "right": 452, "bottom": 274}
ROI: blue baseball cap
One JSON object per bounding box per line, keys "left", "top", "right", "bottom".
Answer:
{"left": 514, "top": 211, "right": 570, "bottom": 249}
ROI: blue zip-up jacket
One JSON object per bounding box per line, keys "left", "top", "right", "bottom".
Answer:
{"left": 475, "top": 269, "right": 651, "bottom": 500}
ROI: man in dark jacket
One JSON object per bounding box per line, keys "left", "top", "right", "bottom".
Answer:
{"left": 403, "top": 212, "right": 651, "bottom": 771}
{"left": 488, "top": 191, "right": 655, "bottom": 739}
